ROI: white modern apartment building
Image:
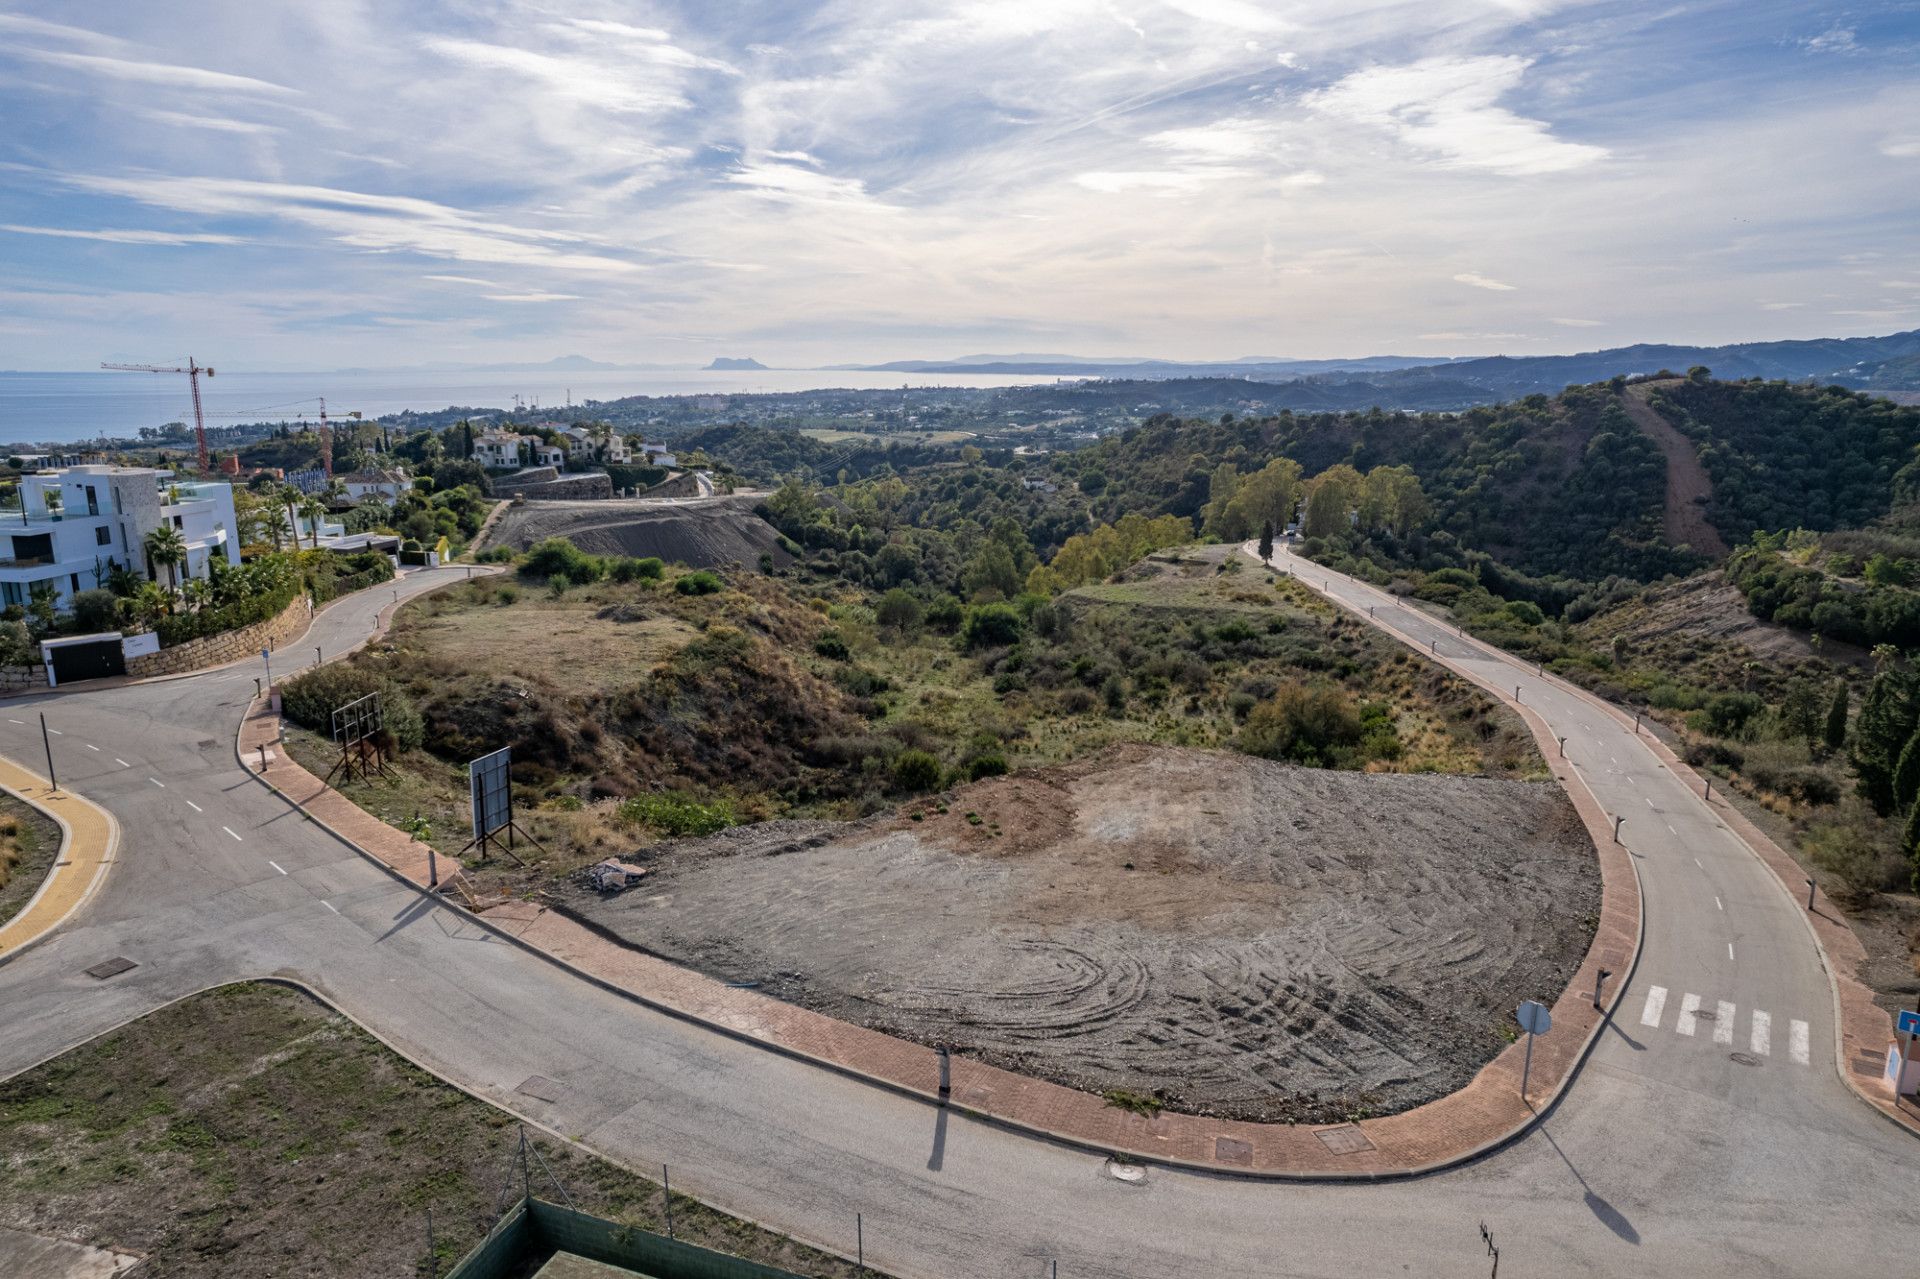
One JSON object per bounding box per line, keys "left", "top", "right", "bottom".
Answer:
{"left": 0, "top": 465, "right": 240, "bottom": 611}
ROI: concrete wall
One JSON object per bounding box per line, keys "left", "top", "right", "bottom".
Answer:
{"left": 125, "top": 593, "right": 314, "bottom": 679}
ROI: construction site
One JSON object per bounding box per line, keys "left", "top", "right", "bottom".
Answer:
{"left": 564, "top": 743, "right": 1601, "bottom": 1125}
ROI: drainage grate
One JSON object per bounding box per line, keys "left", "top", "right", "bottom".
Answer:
{"left": 515, "top": 1075, "right": 561, "bottom": 1103}
{"left": 1729, "top": 1052, "right": 1761, "bottom": 1067}
{"left": 84, "top": 957, "right": 137, "bottom": 980}
{"left": 1214, "top": 1137, "right": 1253, "bottom": 1166}
{"left": 1314, "top": 1123, "right": 1376, "bottom": 1156}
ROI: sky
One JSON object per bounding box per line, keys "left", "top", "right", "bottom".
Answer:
{"left": 0, "top": 1, "right": 1916, "bottom": 370}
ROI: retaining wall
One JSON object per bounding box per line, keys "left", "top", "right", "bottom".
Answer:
{"left": 125, "top": 593, "right": 314, "bottom": 679}
{"left": 494, "top": 472, "right": 614, "bottom": 501}
{"left": 0, "top": 665, "right": 47, "bottom": 693}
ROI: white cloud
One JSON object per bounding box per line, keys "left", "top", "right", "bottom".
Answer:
{"left": 1883, "top": 138, "right": 1920, "bottom": 158}
{"left": 482, "top": 292, "right": 581, "bottom": 303}
{"left": 1454, "top": 272, "right": 1518, "bottom": 291}
{"left": 1309, "top": 55, "right": 1607, "bottom": 175}
{"left": 138, "top": 108, "right": 284, "bottom": 136}
{"left": 1417, "top": 331, "right": 1527, "bottom": 341}
{"left": 1552, "top": 316, "right": 1603, "bottom": 326}
{"left": 0, "top": 224, "right": 245, "bottom": 245}
{"left": 726, "top": 162, "right": 891, "bottom": 207}
{"left": 57, "top": 174, "right": 641, "bottom": 272}
{"left": 15, "top": 48, "right": 298, "bottom": 96}
{"left": 1759, "top": 301, "right": 1805, "bottom": 310}
{"left": 1800, "top": 26, "right": 1857, "bottom": 55}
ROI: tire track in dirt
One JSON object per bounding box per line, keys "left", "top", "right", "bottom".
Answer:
{"left": 1622, "top": 382, "right": 1730, "bottom": 557}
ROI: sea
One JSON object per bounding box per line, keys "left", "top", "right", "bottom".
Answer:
{"left": 0, "top": 368, "right": 1065, "bottom": 446}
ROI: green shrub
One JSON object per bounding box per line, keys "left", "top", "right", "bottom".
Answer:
{"left": 814, "top": 632, "right": 851, "bottom": 660}
{"left": 519, "top": 537, "right": 604, "bottom": 585}
{"left": 1237, "top": 681, "right": 1365, "bottom": 767}
{"left": 280, "top": 664, "right": 424, "bottom": 751}
{"left": 962, "top": 602, "right": 1024, "bottom": 649}
{"left": 675, "top": 570, "right": 723, "bottom": 596}
{"left": 71, "top": 589, "right": 118, "bottom": 633}
{"left": 616, "top": 792, "right": 736, "bottom": 837}
{"left": 610, "top": 556, "right": 665, "bottom": 583}
{"left": 965, "top": 753, "right": 1009, "bottom": 781}
{"left": 925, "top": 595, "right": 964, "bottom": 633}
{"left": 892, "top": 750, "right": 942, "bottom": 793}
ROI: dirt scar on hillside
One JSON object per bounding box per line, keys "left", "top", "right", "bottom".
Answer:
{"left": 570, "top": 744, "right": 1600, "bottom": 1124}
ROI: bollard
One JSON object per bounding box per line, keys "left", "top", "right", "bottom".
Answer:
{"left": 1558, "top": 736, "right": 1566, "bottom": 758}
{"left": 254, "top": 677, "right": 261, "bottom": 699}
{"left": 315, "top": 645, "right": 322, "bottom": 667}
{"left": 1704, "top": 778, "right": 1712, "bottom": 801}
{"left": 1634, "top": 711, "right": 1642, "bottom": 734}
{"left": 857, "top": 1213, "right": 864, "bottom": 1269}
{"left": 1593, "top": 967, "right": 1612, "bottom": 1010}
{"left": 1514, "top": 685, "right": 1522, "bottom": 703}
{"left": 663, "top": 1165, "right": 673, "bottom": 1238}
{"left": 1612, "top": 815, "right": 1624, "bottom": 843}
{"left": 1806, "top": 877, "right": 1817, "bottom": 911}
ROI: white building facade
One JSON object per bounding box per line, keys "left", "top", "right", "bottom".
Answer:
{"left": 0, "top": 466, "right": 240, "bottom": 611}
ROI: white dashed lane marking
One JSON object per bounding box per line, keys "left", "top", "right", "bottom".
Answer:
{"left": 148, "top": 777, "right": 165, "bottom": 788}
{"left": 114, "top": 759, "right": 128, "bottom": 767}
{"left": 185, "top": 800, "right": 201, "bottom": 813}
{"left": 268, "top": 861, "right": 286, "bottom": 875}
{"left": 322, "top": 900, "right": 339, "bottom": 914}
{"left": 223, "top": 826, "right": 242, "bottom": 842}
{"left": 1790, "top": 1019, "right": 1811, "bottom": 1066}
{"left": 85, "top": 744, "right": 98, "bottom": 752}
{"left": 1752, "top": 1010, "right": 1772, "bottom": 1056}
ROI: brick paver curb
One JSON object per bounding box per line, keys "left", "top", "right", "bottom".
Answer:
{"left": 233, "top": 562, "right": 1644, "bottom": 1181}
{"left": 1270, "top": 548, "right": 1920, "bottom": 1140}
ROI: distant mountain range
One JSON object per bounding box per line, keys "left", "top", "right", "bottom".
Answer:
{"left": 840, "top": 330, "right": 1920, "bottom": 400}
{"left": 706, "top": 356, "right": 769, "bottom": 371}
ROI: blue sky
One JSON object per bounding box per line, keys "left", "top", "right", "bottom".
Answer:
{"left": 0, "top": 1, "right": 1916, "bottom": 370}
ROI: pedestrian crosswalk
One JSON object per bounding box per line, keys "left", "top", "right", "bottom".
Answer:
{"left": 1638, "top": 985, "right": 1810, "bottom": 1065}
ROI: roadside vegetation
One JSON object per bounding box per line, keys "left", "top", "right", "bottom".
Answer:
{"left": 0, "top": 793, "right": 61, "bottom": 928}
{"left": 0, "top": 982, "right": 870, "bottom": 1278}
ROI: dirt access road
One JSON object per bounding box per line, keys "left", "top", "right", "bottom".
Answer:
{"left": 1623, "top": 381, "right": 1730, "bottom": 557}
{"left": 566, "top": 743, "right": 1599, "bottom": 1124}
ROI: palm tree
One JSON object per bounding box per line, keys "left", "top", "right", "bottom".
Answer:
{"left": 279, "top": 485, "right": 302, "bottom": 547}
{"left": 143, "top": 525, "right": 187, "bottom": 613}
{"left": 300, "top": 496, "right": 330, "bottom": 549}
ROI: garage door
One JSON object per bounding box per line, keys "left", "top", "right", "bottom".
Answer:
{"left": 48, "top": 638, "right": 126, "bottom": 684}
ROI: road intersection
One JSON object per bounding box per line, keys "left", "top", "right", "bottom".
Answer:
{"left": 1, "top": 558, "right": 1918, "bottom": 1276}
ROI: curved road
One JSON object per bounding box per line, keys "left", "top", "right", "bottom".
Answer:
{"left": 0, "top": 559, "right": 1916, "bottom": 1277}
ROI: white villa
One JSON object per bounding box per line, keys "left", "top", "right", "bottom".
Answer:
{"left": 1, "top": 465, "right": 240, "bottom": 611}
{"left": 472, "top": 431, "right": 527, "bottom": 469}
{"left": 338, "top": 467, "right": 414, "bottom": 502}
{"left": 557, "top": 425, "right": 629, "bottom": 465}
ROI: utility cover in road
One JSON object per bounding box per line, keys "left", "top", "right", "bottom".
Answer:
{"left": 1517, "top": 1000, "right": 1552, "bottom": 1037}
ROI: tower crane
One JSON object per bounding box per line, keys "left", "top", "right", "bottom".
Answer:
{"left": 101, "top": 357, "right": 215, "bottom": 473}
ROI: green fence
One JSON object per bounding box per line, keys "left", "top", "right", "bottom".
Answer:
{"left": 447, "top": 1198, "right": 810, "bottom": 1279}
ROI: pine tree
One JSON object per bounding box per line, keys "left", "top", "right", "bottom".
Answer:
{"left": 1824, "top": 682, "right": 1849, "bottom": 752}
{"left": 1896, "top": 730, "right": 1920, "bottom": 812}
{"left": 1258, "top": 519, "right": 1274, "bottom": 563}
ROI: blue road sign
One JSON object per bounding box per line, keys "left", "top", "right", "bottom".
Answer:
{"left": 1899, "top": 1010, "right": 1920, "bottom": 1036}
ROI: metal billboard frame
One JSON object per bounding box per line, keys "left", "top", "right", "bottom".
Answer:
{"left": 458, "top": 745, "right": 536, "bottom": 865}
{"left": 325, "top": 690, "right": 389, "bottom": 784}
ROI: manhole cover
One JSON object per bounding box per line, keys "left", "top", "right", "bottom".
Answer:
{"left": 84, "top": 957, "right": 137, "bottom": 980}
{"left": 1105, "top": 1160, "right": 1147, "bottom": 1184}
{"left": 1730, "top": 1052, "right": 1761, "bottom": 1067}
{"left": 1214, "top": 1137, "right": 1253, "bottom": 1166}
{"left": 515, "top": 1075, "right": 561, "bottom": 1102}
{"left": 1314, "top": 1124, "right": 1376, "bottom": 1156}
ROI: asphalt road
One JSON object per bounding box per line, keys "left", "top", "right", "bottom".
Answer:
{"left": 1, "top": 557, "right": 1917, "bottom": 1277}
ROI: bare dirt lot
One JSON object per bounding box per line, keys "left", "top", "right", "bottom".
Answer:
{"left": 484, "top": 495, "right": 790, "bottom": 569}
{"left": 565, "top": 743, "right": 1599, "bottom": 1124}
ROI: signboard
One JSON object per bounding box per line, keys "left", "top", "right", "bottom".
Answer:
{"left": 331, "top": 691, "right": 382, "bottom": 748}
{"left": 1899, "top": 1010, "right": 1920, "bottom": 1037}
{"left": 469, "top": 747, "right": 512, "bottom": 841}
{"left": 1516, "top": 1000, "right": 1552, "bottom": 1037}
